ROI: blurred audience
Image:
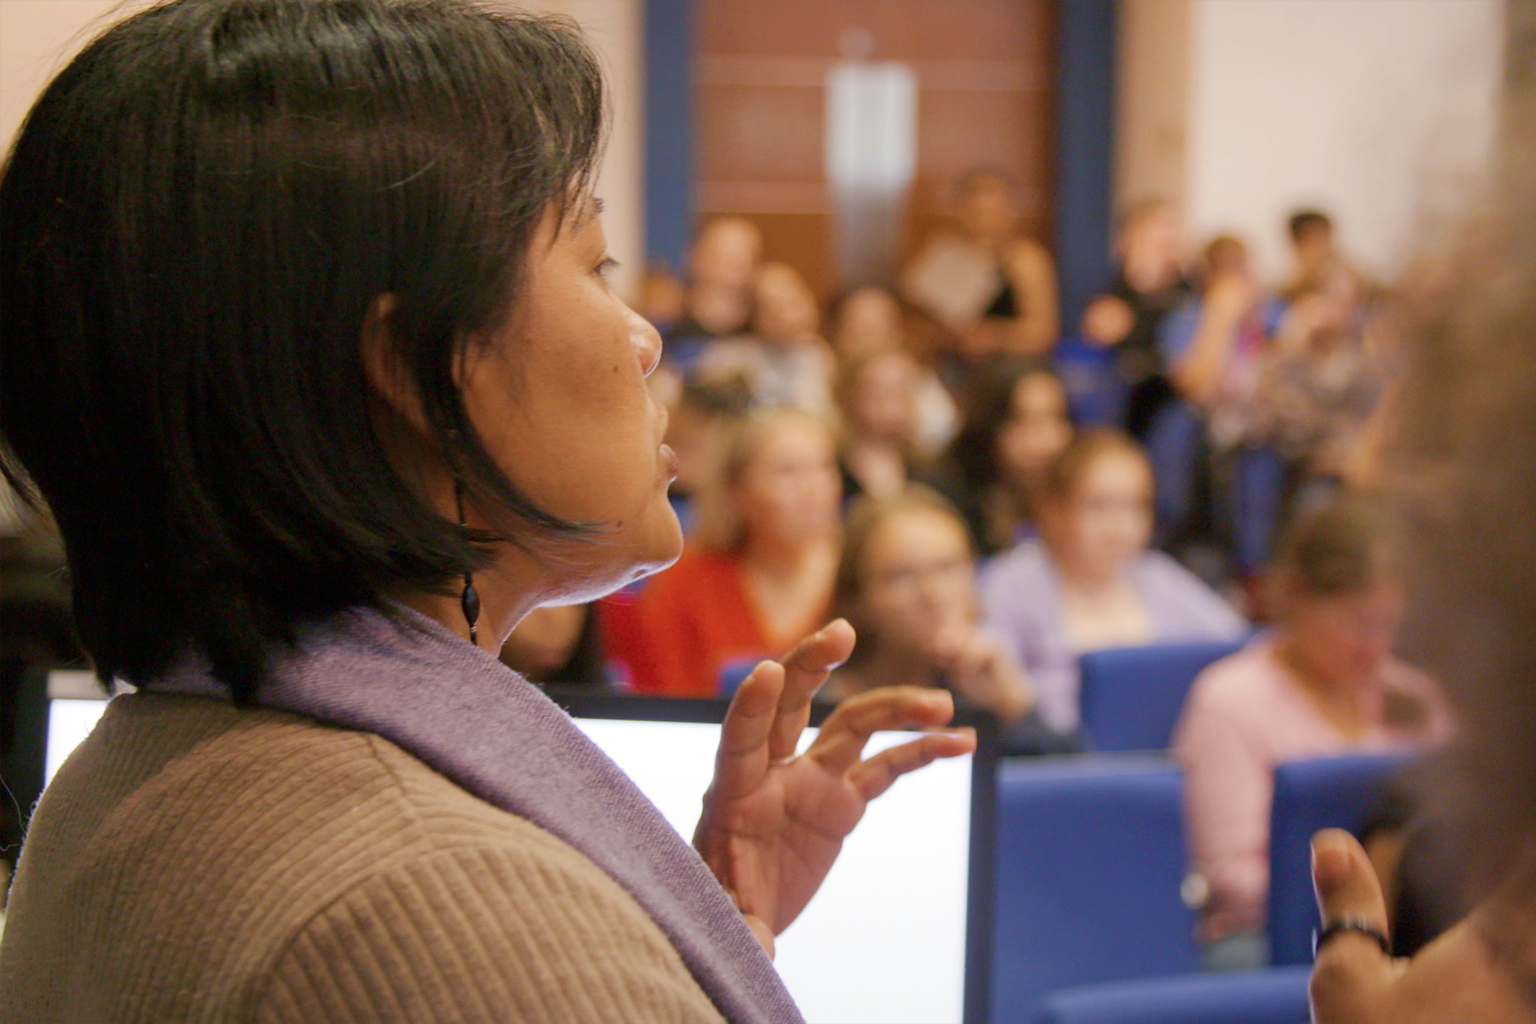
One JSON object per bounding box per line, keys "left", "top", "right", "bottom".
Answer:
{"left": 1154, "top": 235, "right": 1288, "bottom": 579}
{"left": 1080, "top": 198, "right": 1192, "bottom": 438}
{"left": 1173, "top": 496, "right": 1451, "bottom": 969}
{"left": 824, "top": 488, "right": 1078, "bottom": 756}
{"left": 660, "top": 215, "right": 763, "bottom": 374}
{"left": 900, "top": 167, "right": 1059, "bottom": 369}
{"left": 1253, "top": 261, "right": 1382, "bottom": 502}
{"left": 603, "top": 409, "right": 842, "bottom": 696}
{"left": 826, "top": 286, "right": 958, "bottom": 456}
{"left": 929, "top": 356, "right": 1074, "bottom": 557}
{"left": 694, "top": 262, "right": 835, "bottom": 417}
{"left": 980, "top": 429, "right": 1247, "bottom": 736}
{"left": 835, "top": 347, "right": 924, "bottom": 504}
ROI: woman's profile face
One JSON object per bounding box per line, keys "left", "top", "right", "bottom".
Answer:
{"left": 460, "top": 201, "right": 682, "bottom": 599}
{"left": 858, "top": 507, "right": 976, "bottom": 652}
{"left": 732, "top": 416, "right": 841, "bottom": 549}
{"left": 1047, "top": 451, "right": 1154, "bottom": 580}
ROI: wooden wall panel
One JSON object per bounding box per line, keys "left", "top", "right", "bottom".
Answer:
{"left": 694, "top": 0, "right": 1059, "bottom": 298}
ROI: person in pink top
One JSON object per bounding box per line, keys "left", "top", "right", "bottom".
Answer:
{"left": 1173, "top": 495, "right": 1451, "bottom": 967}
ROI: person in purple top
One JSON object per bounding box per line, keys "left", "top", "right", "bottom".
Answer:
{"left": 980, "top": 429, "right": 1248, "bottom": 736}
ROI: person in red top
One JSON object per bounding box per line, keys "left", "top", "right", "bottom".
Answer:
{"left": 605, "top": 409, "right": 842, "bottom": 695}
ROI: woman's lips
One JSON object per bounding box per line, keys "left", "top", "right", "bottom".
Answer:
{"left": 660, "top": 443, "right": 679, "bottom": 482}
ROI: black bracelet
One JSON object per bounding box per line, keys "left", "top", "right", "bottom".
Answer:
{"left": 1313, "top": 916, "right": 1392, "bottom": 959}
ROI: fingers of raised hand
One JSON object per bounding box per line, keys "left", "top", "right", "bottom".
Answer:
{"left": 768, "top": 619, "right": 857, "bottom": 763}
{"left": 808, "top": 686, "right": 956, "bottom": 776}
{"left": 1309, "top": 828, "right": 1397, "bottom": 1023}
{"left": 712, "top": 658, "right": 787, "bottom": 799}
{"left": 847, "top": 731, "right": 977, "bottom": 802}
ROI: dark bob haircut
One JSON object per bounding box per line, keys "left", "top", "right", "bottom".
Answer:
{"left": 0, "top": 0, "right": 606, "bottom": 699}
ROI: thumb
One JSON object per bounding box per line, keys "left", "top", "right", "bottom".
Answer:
{"left": 1308, "top": 828, "right": 1400, "bottom": 1023}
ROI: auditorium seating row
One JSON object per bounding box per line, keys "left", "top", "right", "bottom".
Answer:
{"left": 990, "top": 749, "right": 1408, "bottom": 1024}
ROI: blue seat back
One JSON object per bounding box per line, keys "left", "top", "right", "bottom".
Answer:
{"left": 1079, "top": 641, "right": 1246, "bottom": 752}
{"left": 1037, "top": 965, "right": 1312, "bottom": 1024}
{"left": 992, "top": 755, "right": 1198, "bottom": 1024}
{"left": 1266, "top": 752, "right": 1412, "bottom": 965}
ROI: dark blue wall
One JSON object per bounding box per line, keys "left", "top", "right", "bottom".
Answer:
{"left": 643, "top": 0, "right": 694, "bottom": 271}
{"left": 1054, "top": 0, "right": 1118, "bottom": 330}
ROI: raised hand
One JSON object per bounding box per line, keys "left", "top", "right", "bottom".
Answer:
{"left": 693, "top": 619, "right": 976, "bottom": 956}
{"left": 1309, "top": 828, "right": 1536, "bottom": 1023}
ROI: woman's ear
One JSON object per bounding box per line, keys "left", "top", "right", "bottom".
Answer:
{"left": 359, "top": 293, "right": 431, "bottom": 436}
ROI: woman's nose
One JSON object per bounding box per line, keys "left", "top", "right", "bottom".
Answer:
{"left": 625, "top": 303, "right": 663, "bottom": 377}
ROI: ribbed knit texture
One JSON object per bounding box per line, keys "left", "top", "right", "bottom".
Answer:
{"left": 0, "top": 697, "right": 727, "bottom": 1023}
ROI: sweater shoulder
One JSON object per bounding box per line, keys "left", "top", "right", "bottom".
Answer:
{"left": 2, "top": 695, "right": 719, "bottom": 1024}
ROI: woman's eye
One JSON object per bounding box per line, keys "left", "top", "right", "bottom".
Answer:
{"left": 595, "top": 257, "right": 620, "bottom": 283}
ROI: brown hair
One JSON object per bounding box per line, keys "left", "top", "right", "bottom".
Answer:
{"left": 1272, "top": 495, "right": 1397, "bottom": 597}
{"left": 1041, "top": 428, "right": 1150, "bottom": 505}
{"left": 688, "top": 407, "right": 836, "bottom": 553}
{"left": 831, "top": 486, "right": 973, "bottom": 664}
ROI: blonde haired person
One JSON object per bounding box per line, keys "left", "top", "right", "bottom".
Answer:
{"left": 604, "top": 410, "right": 842, "bottom": 696}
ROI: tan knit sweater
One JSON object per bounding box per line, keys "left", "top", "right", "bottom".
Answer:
{"left": 0, "top": 694, "right": 726, "bottom": 1024}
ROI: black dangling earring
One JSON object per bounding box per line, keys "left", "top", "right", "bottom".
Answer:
{"left": 455, "top": 479, "right": 480, "bottom": 647}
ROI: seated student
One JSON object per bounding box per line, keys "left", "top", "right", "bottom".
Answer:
{"left": 979, "top": 429, "right": 1247, "bottom": 735}
{"left": 835, "top": 347, "right": 925, "bottom": 505}
{"left": 826, "top": 286, "right": 957, "bottom": 458}
{"left": 1172, "top": 496, "right": 1451, "bottom": 970}
{"left": 823, "top": 488, "right": 1079, "bottom": 756}
{"left": 1078, "top": 198, "right": 1192, "bottom": 438}
{"left": 928, "top": 356, "right": 1074, "bottom": 557}
{"left": 694, "top": 263, "right": 835, "bottom": 418}
{"left": 1155, "top": 235, "right": 1289, "bottom": 578}
{"left": 656, "top": 215, "right": 763, "bottom": 389}
{"left": 604, "top": 409, "right": 842, "bottom": 696}
{"left": 899, "top": 167, "right": 1059, "bottom": 364}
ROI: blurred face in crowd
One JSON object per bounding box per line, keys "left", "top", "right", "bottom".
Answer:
{"left": 1204, "top": 236, "right": 1251, "bottom": 282}
{"left": 1044, "top": 449, "right": 1155, "bottom": 583}
{"left": 857, "top": 506, "right": 977, "bottom": 653}
{"left": 995, "top": 371, "right": 1073, "bottom": 492}
{"left": 751, "top": 263, "right": 821, "bottom": 344}
{"left": 844, "top": 349, "right": 917, "bottom": 442}
{"left": 732, "top": 415, "right": 842, "bottom": 550}
{"left": 691, "top": 216, "right": 762, "bottom": 291}
{"left": 1119, "top": 203, "right": 1184, "bottom": 292}
{"left": 832, "top": 287, "right": 904, "bottom": 359}
{"left": 1281, "top": 578, "right": 1404, "bottom": 691}
{"left": 957, "top": 172, "right": 1017, "bottom": 244}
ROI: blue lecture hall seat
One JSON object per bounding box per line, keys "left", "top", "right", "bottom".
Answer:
{"left": 1266, "top": 752, "right": 1412, "bottom": 965}
{"left": 1078, "top": 640, "right": 1246, "bottom": 752}
{"left": 991, "top": 755, "right": 1198, "bottom": 1024}
{"left": 1036, "top": 965, "right": 1312, "bottom": 1024}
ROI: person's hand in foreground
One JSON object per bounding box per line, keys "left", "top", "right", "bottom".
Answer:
{"left": 1309, "top": 828, "right": 1536, "bottom": 1023}
{"left": 694, "top": 619, "right": 976, "bottom": 957}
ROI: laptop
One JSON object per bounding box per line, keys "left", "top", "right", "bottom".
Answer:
{"left": 554, "top": 691, "right": 997, "bottom": 1024}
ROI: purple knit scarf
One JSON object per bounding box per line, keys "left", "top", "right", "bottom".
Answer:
{"left": 157, "top": 604, "right": 803, "bottom": 1024}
